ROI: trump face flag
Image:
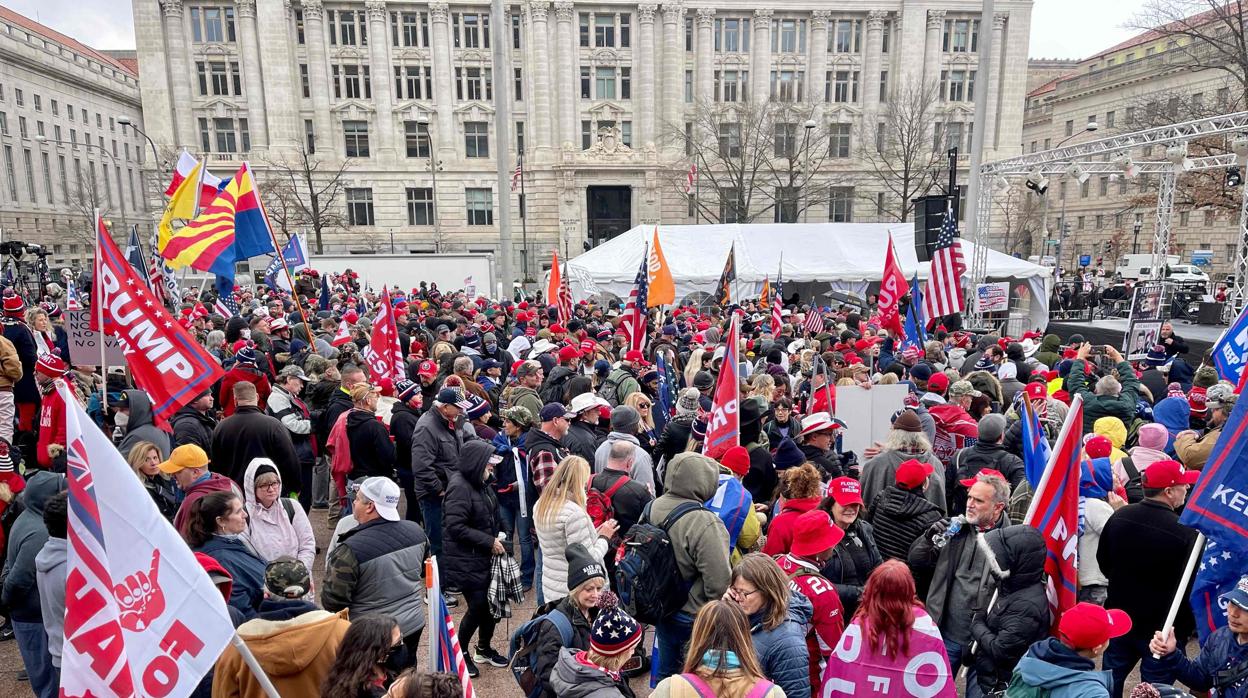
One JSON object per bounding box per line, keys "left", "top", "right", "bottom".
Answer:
{"left": 61, "top": 381, "right": 234, "bottom": 697}
{"left": 705, "top": 312, "right": 741, "bottom": 459}
{"left": 1025, "top": 393, "right": 1084, "bottom": 633}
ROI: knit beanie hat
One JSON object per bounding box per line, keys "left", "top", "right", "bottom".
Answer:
{"left": 676, "top": 387, "right": 700, "bottom": 416}
{"left": 892, "top": 409, "right": 922, "bottom": 433}
{"left": 1167, "top": 382, "right": 1186, "bottom": 400}
{"left": 773, "top": 438, "right": 805, "bottom": 469}
{"left": 235, "top": 342, "right": 258, "bottom": 366}
{"left": 565, "top": 543, "right": 606, "bottom": 591}
{"left": 2, "top": 290, "right": 24, "bottom": 318}
{"left": 610, "top": 405, "right": 640, "bottom": 433}
{"left": 1189, "top": 386, "right": 1209, "bottom": 417}
{"left": 0, "top": 440, "right": 15, "bottom": 473}
{"left": 590, "top": 592, "right": 642, "bottom": 657}
{"left": 1137, "top": 422, "right": 1169, "bottom": 451}
{"left": 720, "top": 445, "right": 750, "bottom": 477}
{"left": 1193, "top": 365, "right": 1219, "bottom": 389}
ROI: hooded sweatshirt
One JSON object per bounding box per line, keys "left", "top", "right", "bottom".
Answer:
{"left": 650, "top": 452, "right": 731, "bottom": 614}
{"left": 1130, "top": 422, "right": 1173, "bottom": 473}
{"left": 213, "top": 608, "right": 352, "bottom": 698}
{"left": 118, "top": 389, "right": 172, "bottom": 459}
{"left": 2, "top": 470, "right": 65, "bottom": 621}
{"left": 1091, "top": 417, "right": 1129, "bottom": 464}
{"left": 549, "top": 648, "right": 634, "bottom": 698}
{"left": 35, "top": 536, "right": 67, "bottom": 667}
{"left": 1009, "top": 637, "right": 1111, "bottom": 697}
{"left": 1153, "top": 397, "right": 1191, "bottom": 457}
{"left": 1033, "top": 335, "right": 1063, "bottom": 371}
{"left": 243, "top": 458, "right": 316, "bottom": 571}
{"left": 592, "top": 432, "right": 656, "bottom": 492}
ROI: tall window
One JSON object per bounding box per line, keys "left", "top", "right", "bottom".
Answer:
{"left": 327, "top": 9, "right": 367, "bottom": 45}
{"left": 197, "top": 61, "right": 243, "bottom": 96}
{"left": 212, "top": 118, "right": 238, "bottom": 152}
{"left": 395, "top": 65, "right": 433, "bottom": 100}
{"left": 305, "top": 119, "right": 316, "bottom": 153}
{"left": 346, "top": 188, "right": 375, "bottom": 226}
{"left": 343, "top": 120, "right": 370, "bottom": 157}
{"left": 3, "top": 147, "right": 16, "bottom": 200}
{"left": 829, "top": 186, "right": 854, "bottom": 222}
{"left": 829, "top": 123, "right": 851, "bottom": 158}
{"left": 830, "top": 19, "right": 862, "bottom": 53}
{"left": 511, "top": 11, "right": 522, "bottom": 49}
{"left": 404, "top": 121, "right": 430, "bottom": 157}
{"left": 57, "top": 155, "right": 67, "bottom": 202}
{"left": 515, "top": 68, "right": 524, "bottom": 101}
{"left": 40, "top": 152, "right": 52, "bottom": 204}
{"left": 719, "top": 187, "right": 743, "bottom": 222}
{"left": 406, "top": 187, "right": 434, "bottom": 225}
{"left": 466, "top": 188, "right": 493, "bottom": 225}
{"left": 771, "top": 18, "right": 806, "bottom": 53}
{"left": 773, "top": 123, "right": 797, "bottom": 158}
{"left": 714, "top": 18, "right": 750, "bottom": 52}
{"left": 465, "top": 121, "right": 489, "bottom": 158}
{"left": 455, "top": 67, "right": 492, "bottom": 101}
{"left": 715, "top": 70, "right": 748, "bottom": 102}
{"left": 391, "top": 11, "right": 430, "bottom": 47}
{"left": 189, "top": 6, "right": 237, "bottom": 42}
{"left": 595, "top": 67, "right": 616, "bottom": 99}
{"left": 770, "top": 70, "right": 804, "bottom": 102}
{"left": 579, "top": 12, "right": 631, "bottom": 47}
{"left": 827, "top": 70, "right": 860, "bottom": 103}
{"left": 453, "top": 13, "right": 490, "bottom": 48}
{"left": 299, "top": 64, "right": 310, "bottom": 98}
{"left": 774, "top": 187, "right": 799, "bottom": 223}
{"left": 941, "top": 70, "right": 975, "bottom": 102}
{"left": 332, "top": 64, "right": 372, "bottom": 100}
{"left": 22, "top": 150, "right": 35, "bottom": 203}
{"left": 942, "top": 19, "right": 979, "bottom": 52}
{"left": 718, "top": 123, "right": 741, "bottom": 158}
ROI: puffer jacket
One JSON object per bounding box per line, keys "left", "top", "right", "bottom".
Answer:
{"left": 171, "top": 404, "right": 217, "bottom": 456}
{"left": 750, "top": 589, "right": 815, "bottom": 698}
{"left": 564, "top": 419, "right": 601, "bottom": 464}
{"left": 819, "top": 518, "right": 882, "bottom": 616}
{"left": 1068, "top": 359, "right": 1142, "bottom": 433}
{"left": 409, "top": 407, "right": 464, "bottom": 501}
{"left": 535, "top": 499, "right": 608, "bottom": 601}
{"left": 1153, "top": 397, "right": 1191, "bottom": 457}
{"left": 118, "top": 389, "right": 172, "bottom": 459}
{"left": 442, "top": 440, "right": 501, "bottom": 592}
{"left": 549, "top": 648, "right": 635, "bottom": 698}
{"left": 531, "top": 596, "right": 594, "bottom": 698}
{"left": 970, "top": 525, "right": 1050, "bottom": 694}
{"left": 860, "top": 449, "right": 947, "bottom": 515}
{"left": 320, "top": 516, "right": 428, "bottom": 637}
{"left": 651, "top": 452, "right": 732, "bottom": 614}
{"left": 1146, "top": 624, "right": 1248, "bottom": 698}
{"left": 242, "top": 458, "right": 316, "bottom": 571}
{"left": 866, "top": 485, "right": 944, "bottom": 561}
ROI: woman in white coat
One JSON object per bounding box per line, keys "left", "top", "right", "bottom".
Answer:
{"left": 242, "top": 458, "right": 317, "bottom": 571}
{"left": 534, "top": 455, "right": 618, "bottom": 603}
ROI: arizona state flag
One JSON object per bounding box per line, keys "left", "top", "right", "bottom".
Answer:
{"left": 759, "top": 277, "right": 771, "bottom": 309}
{"left": 716, "top": 242, "right": 736, "bottom": 306}
{"left": 647, "top": 227, "right": 675, "bottom": 307}
{"left": 163, "top": 162, "right": 275, "bottom": 278}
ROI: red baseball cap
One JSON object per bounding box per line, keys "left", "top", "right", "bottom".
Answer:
{"left": 417, "top": 360, "right": 438, "bottom": 377}
{"left": 791, "top": 510, "right": 845, "bottom": 557}
{"left": 624, "top": 350, "right": 645, "bottom": 363}
{"left": 828, "top": 477, "right": 863, "bottom": 507}
{"left": 1025, "top": 382, "right": 1048, "bottom": 401}
{"left": 550, "top": 324, "right": 567, "bottom": 334}
{"left": 959, "top": 468, "right": 1006, "bottom": 488}
{"left": 927, "top": 373, "right": 950, "bottom": 393}
{"left": 720, "top": 446, "right": 751, "bottom": 477}
{"left": 580, "top": 339, "right": 596, "bottom": 355}
{"left": 558, "top": 345, "right": 581, "bottom": 362}
{"left": 1141, "top": 459, "right": 1200, "bottom": 488}
{"left": 1058, "top": 602, "right": 1132, "bottom": 650}
{"left": 896, "top": 459, "right": 935, "bottom": 489}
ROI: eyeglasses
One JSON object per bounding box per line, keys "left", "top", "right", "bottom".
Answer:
{"left": 729, "top": 586, "right": 760, "bottom": 599}
{"left": 257, "top": 481, "right": 281, "bottom": 491}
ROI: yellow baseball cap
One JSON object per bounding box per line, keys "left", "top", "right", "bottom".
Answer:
{"left": 158, "top": 444, "right": 209, "bottom": 474}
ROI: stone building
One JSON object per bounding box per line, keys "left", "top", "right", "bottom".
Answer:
{"left": 134, "top": 0, "right": 1032, "bottom": 281}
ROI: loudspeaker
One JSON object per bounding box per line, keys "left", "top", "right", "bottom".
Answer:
{"left": 912, "top": 193, "right": 960, "bottom": 262}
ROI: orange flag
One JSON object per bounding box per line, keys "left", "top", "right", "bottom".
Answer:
{"left": 647, "top": 227, "right": 675, "bottom": 307}
{"left": 547, "top": 250, "right": 562, "bottom": 304}
{"left": 759, "top": 277, "right": 771, "bottom": 308}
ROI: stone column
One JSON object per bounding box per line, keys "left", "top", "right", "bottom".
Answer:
{"left": 554, "top": 1, "right": 577, "bottom": 148}
{"left": 430, "top": 2, "right": 457, "bottom": 160}
{"left": 527, "top": 1, "right": 554, "bottom": 150}
{"left": 365, "top": 0, "right": 397, "bottom": 158}
{"left": 862, "top": 10, "right": 887, "bottom": 113}
{"left": 983, "top": 12, "right": 1008, "bottom": 151}
{"left": 694, "top": 8, "right": 714, "bottom": 104}
{"left": 301, "top": 0, "right": 334, "bottom": 156}
{"left": 751, "top": 9, "right": 772, "bottom": 105}
{"left": 923, "top": 10, "right": 945, "bottom": 87}
{"left": 662, "top": 3, "right": 684, "bottom": 146}
{"left": 636, "top": 4, "right": 658, "bottom": 147}
{"left": 808, "top": 10, "right": 830, "bottom": 107}
{"left": 235, "top": 0, "right": 269, "bottom": 152}
{"left": 160, "top": 0, "right": 196, "bottom": 150}
{"left": 256, "top": 0, "right": 300, "bottom": 151}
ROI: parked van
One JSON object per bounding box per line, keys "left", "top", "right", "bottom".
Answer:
{"left": 1116, "top": 253, "right": 1179, "bottom": 280}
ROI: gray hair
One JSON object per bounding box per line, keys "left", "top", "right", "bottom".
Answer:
{"left": 1094, "top": 375, "right": 1121, "bottom": 397}
{"left": 972, "top": 471, "right": 1011, "bottom": 505}
{"left": 453, "top": 355, "right": 474, "bottom": 374}
{"left": 883, "top": 428, "right": 932, "bottom": 454}
{"left": 206, "top": 330, "right": 226, "bottom": 351}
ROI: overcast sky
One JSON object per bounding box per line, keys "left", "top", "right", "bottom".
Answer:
{"left": 5, "top": 0, "right": 1145, "bottom": 60}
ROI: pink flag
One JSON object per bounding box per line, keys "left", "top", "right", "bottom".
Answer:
{"left": 820, "top": 607, "right": 956, "bottom": 697}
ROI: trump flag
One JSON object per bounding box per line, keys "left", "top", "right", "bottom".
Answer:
{"left": 1025, "top": 393, "right": 1083, "bottom": 634}
{"left": 704, "top": 312, "right": 741, "bottom": 459}
{"left": 61, "top": 381, "right": 234, "bottom": 697}
{"left": 362, "top": 286, "right": 404, "bottom": 395}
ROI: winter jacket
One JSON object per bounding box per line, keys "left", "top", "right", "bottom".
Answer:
{"left": 242, "top": 459, "right": 316, "bottom": 570}
{"left": 1008, "top": 637, "right": 1112, "bottom": 698}
{"left": 35, "top": 535, "right": 67, "bottom": 666}
{"left": 1033, "top": 335, "right": 1063, "bottom": 372}
{"left": 1098, "top": 499, "right": 1199, "bottom": 641}
{"left": 860, "top": 449, "right": 946, "bottom": 516}
{"left": 907, "top": 511, "right": 1010, "bottom": 644}
{"left": 750, "top": 590, "right": 814, "bottom": 698}
{"left": 442, "top": 440, "right": 501, "bottom": 592}
{"left": 2, "top": 471, "right": 64, "bottom": 622}
{"left": 656, "top": 415, "right": 694, "bottom": 470}
{"left": 322, "top": 387, "right": 354, "bottom": 439}
{"left": 509, "top": 385, "right": 544, "bottom": 421}
{"left": 549, "top": 649, "right": 635, "bottom": 698}
{"left": 212, "top": 608, "right": 352, "bottom": 698}
{"left": 590, "top": 468, "right": 653, "bottom": 538}
{"left": 526, "top": 426, "right": 570, "bottom": 494}
{"left": 1175, "top": 425, "right": 1221, "bottom": 470}
{"left": 949, "top": 441, "right": 1025, "bottom": 515}
{"left": 651, "top": 452, "right": 732, "bottom": 615}
{"left": 602, "top": 367, "right": 640, "bottom": 406}
{"left": 541, "top": 365, "right": 578, "bottom": 404}
{"left": 928, "top": 403, "right": 980, "bottom": 467}
{"left": 970, "top": 525, "right": 1050, "bottom": 694}
{"left": 36, "top": 377, "right": 73, "bottom": 468}
{"left": 1145, "top": 625, "right": 1248, "bottom": 698}
{"left": 219, "top": 366, "right": 271, "bottom": 417}
{"left": 321, "top": 517, "right": 429, "bottom": 637}
{"left": 266, "top": 385, "right": 315, "bottom": 465}
{"left": 1154, "top": 397, "right": 1191, "bottom": 456}
{"left": 196, "top": 534, "right": 267, "bottom": 618}
{"left": 171, "top": 405, "right": 217, "bottom": 457}
{"left": 211, "top": 406, "right": 301, "bottom": 489}
{"left": 800, "top": 443, "right": 850, "bottom": 481}
{"left": 409, "top": 407, "right": 464, "bottom": 501}
{"left": 820, "top": 518, "right": 882, "bottom": 616}
{"left": 0, "top": 333, "right": 22, "bottom": 391}
{"left": 1068, "top": 359, "right": 1142, "bottom": 433}
{"left": 594, "top": 431, "right": 656, "bottom": 493}
{"left": 389, "top": 401, "right": 421, "bottom": 489}
{"left": 866, "top": 485, "right": 944, "bottom": 561}
{"left": 775, "top": 553, "right": 846, "bottom": 688}
{"left": 173, "top": 472, "right": 242, "bottom": 533}
{"left": 2, "top": 320, "right": 37, "bottom": 406}
{"left": 762, "top": 496, "right": 821, "bottom": 556}
{"left": 346, "top": 409, "right": 396, "bottom": 481}
{"left": 536, "top": 498, "right": 609, "bottom": 601}
{"left": 531, "top": 596, "right": 594, "bottom": 698}
{"left": 564, "top": 419, "right": 602, "bottom": 464}
{"left": 118, "top": 389, "right": 171, "bottom": 460}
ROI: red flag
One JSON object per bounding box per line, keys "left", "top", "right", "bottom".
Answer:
{"left": 1025, "top": 393, "right": 1084, "bottom": 633}
{"left": 878, "top": 233, "right": 908, "bottom": 338}
{"left": 362, "top": 286, "right": 404, "bottom": 395}
{"left": 704, "top": 312, "right": 741, "bottom": 459}
{"left": 332, "top": 319, "right": 353, "bottom": 346}
{"left": 91, "top": 214, "right": 225, "bottom": 423}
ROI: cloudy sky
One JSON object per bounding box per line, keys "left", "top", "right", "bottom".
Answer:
{"left": 6, "top": 0, "right": 1144, "bottom": 60}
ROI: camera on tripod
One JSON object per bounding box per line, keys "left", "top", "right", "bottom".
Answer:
{"left": 0, "top": 241, "right": 45, "bottom": 260}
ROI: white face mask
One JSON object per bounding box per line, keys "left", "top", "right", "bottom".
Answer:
{"left": 241, "top": 329, "right": 252, "bottom": 340}
{"left": 114, "top": 412, "right": 129, "bottom": 428}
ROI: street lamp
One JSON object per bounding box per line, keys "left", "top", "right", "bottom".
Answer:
{"left": 116, "top": 117, "right": 163, "bottom": 170}
{"left": 1054, "top": 121, "right": 1099, "bottom": 280}
{"left": 1132, "top": 219, "right": 1143, "bottom": 255}
{"left": 416, "top": 114, "right": 445, "bottom": 252}
{"left": 801, "top": 119, "right": 817, "bottom": 224}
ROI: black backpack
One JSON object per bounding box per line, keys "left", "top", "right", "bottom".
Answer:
{"left": 614, "top": 500, "right": 704, "bottom": 625}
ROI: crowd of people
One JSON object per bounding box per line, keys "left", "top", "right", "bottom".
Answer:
{"left": 0, "top": 269, "right": 1242, "bottom": 698}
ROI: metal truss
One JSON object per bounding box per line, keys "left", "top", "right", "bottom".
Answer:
{"left": 1232, "top": 183, "right": 1248, "bottom": 314}
{"left": 1151, "top": 168, "right": 1177, "bottom": 282}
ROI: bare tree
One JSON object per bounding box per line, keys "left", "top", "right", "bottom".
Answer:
{"left": 993, "top": 187, "right": 1047, "bottom": 257}
{"left": 1130, "top": 1, "right": 1248, "bottom": 105}
{"left": 259, "top": 146, "right": 349, "bottom": 254}
{"left": 663, "top": 100, "right": 844, "bottom": 224}
{"left": 856, "top": 79, "right": 953, "bottom": 223}
{"left": 55, "top": 162, "right": 117, "bottom": 249}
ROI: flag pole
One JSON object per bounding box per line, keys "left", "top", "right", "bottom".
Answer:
{"left": 1153, "top": 531, "right": 1205, "bottom": 659}
{"left": 229, "top": 633, "right": 281, "bottom": 698}
{"left": 94, "top": 210, "right": 107, "bottom": 414}
{"left": 426, "top": 557, "right": 438, "bottom": 669}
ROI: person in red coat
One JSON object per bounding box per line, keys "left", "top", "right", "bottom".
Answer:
{"left": 218, "top": 343, "right": 271, "bottom": 417}
{"left": 34, "top": 350, "right": 74, "bottom": 471}
{"left": 0, "top": 439, "right": 25, "bottom": 553}
{"left": 774, "top": 509, "right": 847, "bottom": 688}
{"left": 762, "top": 462, "right": 823, "bottom": 556}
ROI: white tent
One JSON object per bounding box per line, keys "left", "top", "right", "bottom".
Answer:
{"left": 565, "top": 223, "right": 1054, "bottom": 329}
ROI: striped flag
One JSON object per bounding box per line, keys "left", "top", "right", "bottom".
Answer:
{"left": 684, "top": 162, "right": 697, "bottom": 195}
{"left": 803, "top": 300, "right": 824, "bottom": 336}
{"left": 622, "top": 248, "right": 650, "bottom": 353}
{"left": 214, "top": 275, "right": 238, "bottom": 318}
{"left": 923, "top": 210, "right": 967, "bottom": 321}
{"left": 65, "top": 280, "right": 82, "bottom": 311}
{"left": 759, "top": 277, "right": 771, "bottom": 309}
{"left": 547, "top": 251, "right": 572, "bottom": 325}
{"left": 771, "top": 260, "right": 784, "bottom": 336}
{"left": 510, "top": 158, "right": 523, "bottom": 193}
{"left": 1019, "top": 396, "right": 1051, "bottom": 488}
{"left": 1025, "top": 393, "right": 1084, "bottom": 635}
{"left": 164, "top": 151, "right": 224, "bottom": 208}
{"left": 715, "top": 243, "right": 735, "bottom": 306}
{"left": 124, "top": 226, "right": 149, "bottom": 281}
{"left": 427, "top": 557, "right": 477, "bottom": 698}
{"left": 901, "top": 275, "right": 927, "bottom": 352}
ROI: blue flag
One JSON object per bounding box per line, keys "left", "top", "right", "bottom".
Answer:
{"left": 319, "top": 273, "right": 331, "bottom": 311}
{"left": 124, "top": 226, "right": 149, "bottom": 281}
{"left": 1180, "top": 375, "right": 1248, "bottom": 639}
{"left": 1019, "top": 397, "right": 1051, "bottom": 488}
{"left": 656, "top": 351, "right": 675, "bottom": 433}
{"left": 263, "top": 233, "right": 308, "bottom": 291}
{"left": 901, "top": 275, "right": 927, "bottom": 352}
{"left": 1213, "top": 304, "right": 1248, "bottom": 384}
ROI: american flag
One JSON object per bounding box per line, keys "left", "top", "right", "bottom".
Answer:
{"left": 510, "top": 158, "right": 523, "bottom": 193}
{"left": 556, "top": 266, "right": 573, "bottom": 325}
{"left": 65, "top": 280, "right": 82, "bottom": 311}
{"left": 622, "top": 249, "right": 649, "bottom": 353}
{"left": 771, "top": 279, "right": 783, "bottom": 336}
{"left": 214, "top": 275, "right": 238, "bottom": 318}
{"left": 803, "top": 300, "right": 824, "bottom": 336}
{"left": 148, "top": 227, "right": 175, "bottom": 307}
{"left": 427, "top": 557, "right": 477, "bottom": 698}
{"left": 923, "top": 210, "right": 967, "bottom": 320}
{"left": 684, "top": 162, "right": 697, "bottom": 195}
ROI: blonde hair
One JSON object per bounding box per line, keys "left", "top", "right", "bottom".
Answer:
{"left": 730, "top": 553, "right": 792, "bottom": 631}
{"left": 350, "top": 383, "right": 377, "bottom": 405}
{"left": 684, "top": 347, "right": 706, "bottom": 387}
{"left": 878, "top": 373, "right": 899, "bottom": 385}
{"left": 682, "top": 600, "right": 766, "bottom": 681}
{"left": 535, "top": 455, "right": 590, "bottom": 525}
{"left": 749, "top": 374, "right": 775, "bottom": 402}
{"left": 624, "top": 392, "right": 655, "bottom": 431}
{"left": 126, "top": 441, "right": 163, "bottom": 480}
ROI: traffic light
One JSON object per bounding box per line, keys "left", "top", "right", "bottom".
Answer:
{"left": 1227, "top": 166, "right": 1243, "bottom": 187}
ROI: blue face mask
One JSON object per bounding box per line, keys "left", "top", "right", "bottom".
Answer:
{"left": 701, "top": 650, "right": 741, "bottom": 671}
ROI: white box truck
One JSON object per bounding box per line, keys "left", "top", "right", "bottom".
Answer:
{"left": 308, "top": 253, "right": 496, "bottom": 296}
{"left": 1116, "top": 254, "right": 1179, "bottom": 280}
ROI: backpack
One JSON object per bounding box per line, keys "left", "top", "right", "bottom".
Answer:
{"left": 508, "top": 608, "right": 573, "bottom": 698}
{"left": 678, "top": 672, "right": 775, "bottom": 698}
{"left": 540, "top": 369, "right": 573, "bottom": 405}
{"left": 326, "top": 411, "right": 354, "bottom": 502}
{"left": 601, "top": 370, "right": 625, "bottom": 407}
{"left": 586, "top": 475, "right": 630, "bottom": 528}
{"left": 614, "top": 500, "right": 704, "bottom": 625}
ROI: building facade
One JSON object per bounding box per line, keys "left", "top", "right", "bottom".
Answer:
{"left": 134, "top": 0, "right": 1032, "bottom": 281}
{"left": 1023, "top": 32, "right": 1243, "bottom": 279}
{"left": 0, "top": 6, "right": 150, "bottom": 273}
